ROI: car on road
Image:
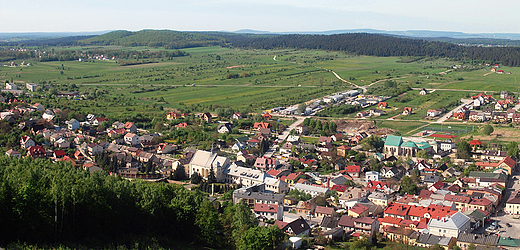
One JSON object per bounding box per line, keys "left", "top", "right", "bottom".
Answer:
{"left": 506, "top": 223, "right": 512, "bottom": 227}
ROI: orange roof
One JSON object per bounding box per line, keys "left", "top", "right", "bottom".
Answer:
{"left": 349, "top": 204, "right": 368, "bottom": 215}
{"left": 469, "top": 140, "right": 482, "bottom": 146}
{"left": 499, "top": 156, "right": 516, "bottom": 168}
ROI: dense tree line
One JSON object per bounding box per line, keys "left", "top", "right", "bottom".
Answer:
{"left": 219, "top": 33, "right": 520, "bottom": 67}
{"left": 0, "top": 47, "right": 187, "bottom": 63}
{"left": 0, "top": 156, "right": 285, "bottom": 249}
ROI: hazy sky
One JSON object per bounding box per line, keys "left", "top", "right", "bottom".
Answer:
{"left": 3, "top": 0, "right": 520, "bottom": 33}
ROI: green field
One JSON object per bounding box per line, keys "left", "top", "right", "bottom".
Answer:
{"left": 2, "top": 46, "right": 519, "bottom": 127}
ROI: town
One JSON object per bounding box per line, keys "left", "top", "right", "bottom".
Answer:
{"left": 3, "top": 73, "right": 520, "bottom": 250}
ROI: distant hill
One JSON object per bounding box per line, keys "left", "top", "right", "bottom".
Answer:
{"left": 217, "top": 32, "right": 520, "bottom": 67}
{"left": 78, "top": 30, "right": 226, "bottom": 49}
{"left": 228, "top": 29, "right": 520, "bottom": 40}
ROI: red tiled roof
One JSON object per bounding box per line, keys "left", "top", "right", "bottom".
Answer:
{"left": 345, "top": 165, "right": 361, "bottom": 173}
{"left": 254, "top": 203, "right": 279, "bottom": 213}
{"left": 350, "top": 204, "right": 368, "bottom": 215}
{"left": 499, "top": 156, "right": 516, "bottom": 168}
{"left": 267, "top": 169, "right": 281, "bottom": 176}
{"left": 274, "top": 220, "right": 288, "bottom": 229}
{"left": 380, "top": 216, "right": 402, "bottom": 225}
{"left": 444, "top": 194, "right": 471, "bottom": 203}
{"left": 418, "top": 189, "right": 433, "bottom": 199}
{"left": 384, "top": 203, "right": 410, "bottom": 217}
{"left": 330, "top": 184, "right": 347, "bottom": 193}
{"left": 469, "top": 140, "right": 482, "bottom": 146}
{"left": 469, "top": 198, "right": 492, "bottom": 206}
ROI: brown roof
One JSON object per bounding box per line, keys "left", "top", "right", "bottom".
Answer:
{"left": 315, "top": 206, "right": 334, "bottom": 215}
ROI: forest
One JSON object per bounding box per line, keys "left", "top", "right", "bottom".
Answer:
{"left": 78, "top": 30, "right": 226, "bottom": 49}
{"left": 0, "top": 156, "right": 285, "bottom": 249}
{"left": 218, "top": 33, "right": 520, "bottom": 67}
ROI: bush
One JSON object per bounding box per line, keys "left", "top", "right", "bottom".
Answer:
{"left": 483, "top": 125, "right": 494, "bottom": 135}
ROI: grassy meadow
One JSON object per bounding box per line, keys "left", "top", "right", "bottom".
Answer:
{"left": 1, "top": 46, "right": 519, "bottom": 130}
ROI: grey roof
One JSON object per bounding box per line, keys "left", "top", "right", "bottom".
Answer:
{"left": 428, "top": 211, "right": 470, "bottom": 230}
{"left": 233, "top": 189, "right": 284, "bottom": 204}
{"left": 320, "top": 216, "right": 340, "bottom": 229}
{"left": 291, "top": 183, "right": 329, "bottom": 195}
{"left": 458, "top": 233, "right": 499, "bottom": 245}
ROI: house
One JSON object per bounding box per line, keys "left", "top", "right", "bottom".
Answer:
{"left": 54, "top": 138, "right": 70, "bottom": 149}
{"left": 217, "top": 123, "right": 233, "bottom": 134}
{"left": 66, "top": 119, "right": 80, "bottom": 130}
{"left": 457, "top": 233, "right": 499, "bottom": 250}
{"left": 427, "top": 211, "right": 471, "bottom": 238}
{"left": 354, "top": 217, "right": 379, "bottom": 236}
{"left": 378, "top": 102, "right": 388, "bottom": 109}
{"left": 500, "top": 90, "right": 509, "bottom": 99}
{"left": 337, "top": 145, "right": 350, "bottom": 157}
{"left": 254, "top": 203, "right": 283, "bottom": 221}
{"left": 365, "top": 171, "right": 380, "bottom": 182}
{"left": 27, "top": 145, "right": 46, "bottom": 158}
{"left": 338, "top": 215, "right": 356, "bottom": 233}
{"left": 200, "top": 113, "right": 212, "bottom": 123}
{"left": 124, "top": 133, "right": 140, "bottom": 145}
{"left": 87, "top": 143, "right": 103, "bottom": 156}
{"left": 92, "top": 117, "right": 109, "bottom": 126}
{"left": 6, "top": 82, "right": 18, "bottom": 90}
{"left": 427, "top": 109, "right": 443, "bottom": 117}
{"left": 280, "top": 217, "right": 311, "bottom": 236}
{"left": 20, "top": 135, "right": 35, "bottom": 149}
{"left": 295, "top": 201, "right": 316, "bottom": 215}
{"left": 124, "top": 122, "right": 137, "bottom": 133}
{"left": 315, "top": 206, "right": 335, "bottom": 218}
{"left": 403, "top": 107, "right": 412, "bottom": 115}
{"left": 368, "top": 191, "right": 394, "bottom": 207}
{"left": 468, "top": 140, "right": 482, "bottom": 149}
{"left": 5, "top": 149, "right": 21, "bottom": 158}
{"left": 381, "top": 166, "right": 400, "bottom": 179}
{"left": 157, "top": 143, "right": 175, "bottom": 154}
{"left": 318, "top": 136, "right": 333, "bottom": 146}
{"left": 166, "top": 111, "right": 183, "bottom": 120}
{"left": 505, "top": 190, "right": 520, "bottom": 215}
{"left": 348, "top": 204, "right": 369, "bottom": 218}
{"left": 420, "top": 89, "right": 428, "bottom": 95}
{"left": 189, "top": 150, "right": 230, "bottom": 182}
{"left": 295, "top": 125, "right": 308, "bottom": 135}
{"left": 254, "top": 122, "right": 271, "bottom": 130}
{"left": 32, "top": 103, "right": 44, "bottom": 112}
{"left": 345, "top": 165, "right": 361, "bottom": 178}
{"left": 367, "top": 181, "right": 392, "bottom": 193}
{"left": 53, "top": 150, "right": 66, "bottom": 159}
{"left": 262, "top": 113, "right": 272, "bottom": 120}
{"left": 26, "top": 82, "right": 37, "bottom": 91}
{"left": 254, "top": 157, "right": 278, "bottom": 170}
{"left": 291, "top": 183, "right": 330, "bottom": 197}
{"left": 513, "top": 114, "right": 520, "bottom": 123}
{"left": 231, "top": 112, "right": 243, "bottom": 120}
{"left": 42, "top": 110, "right": 55, "bottom": 120}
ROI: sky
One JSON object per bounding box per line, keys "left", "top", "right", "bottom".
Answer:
{"left": 2, "top": 0, "right": 520, "bottom": 33}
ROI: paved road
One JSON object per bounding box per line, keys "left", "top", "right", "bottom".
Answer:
{"left": 263, "top": 117, "right": 305, "bottom": 158}
{"left": 434, "top": 98, "right": 473, "bottom": 123}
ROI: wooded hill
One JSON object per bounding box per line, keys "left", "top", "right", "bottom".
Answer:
{"left": 216, "top": 32, "right": 520, "bottom": 67}
{"left": 0, "top": 156, "right": 284, "bottom": 249}
{"left": 78, "top": 30, "right": 226, "bottom": 49}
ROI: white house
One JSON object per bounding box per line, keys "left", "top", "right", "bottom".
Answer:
{"left": 291, "top": 183, "right": 330, "bottom": 197}
{"left": 124, "top": 133, "right": 140, "bottom": 145}
{"left": 67, "top": 119, "right": 80, "bottom": 130}
{"left": 254, "top": 203, "right": 283, "bottom": 221}
{"left": 365, "top": 171, "right": 381, "bottom": 182}
{"left": 427, "top": 211, "right": 471, "bottom": 238}
{"left": 20, "top": 135, "right": 35, "bottom": 149}
{"left": 189, "top": 150, "right": 230, "bottom": 182}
